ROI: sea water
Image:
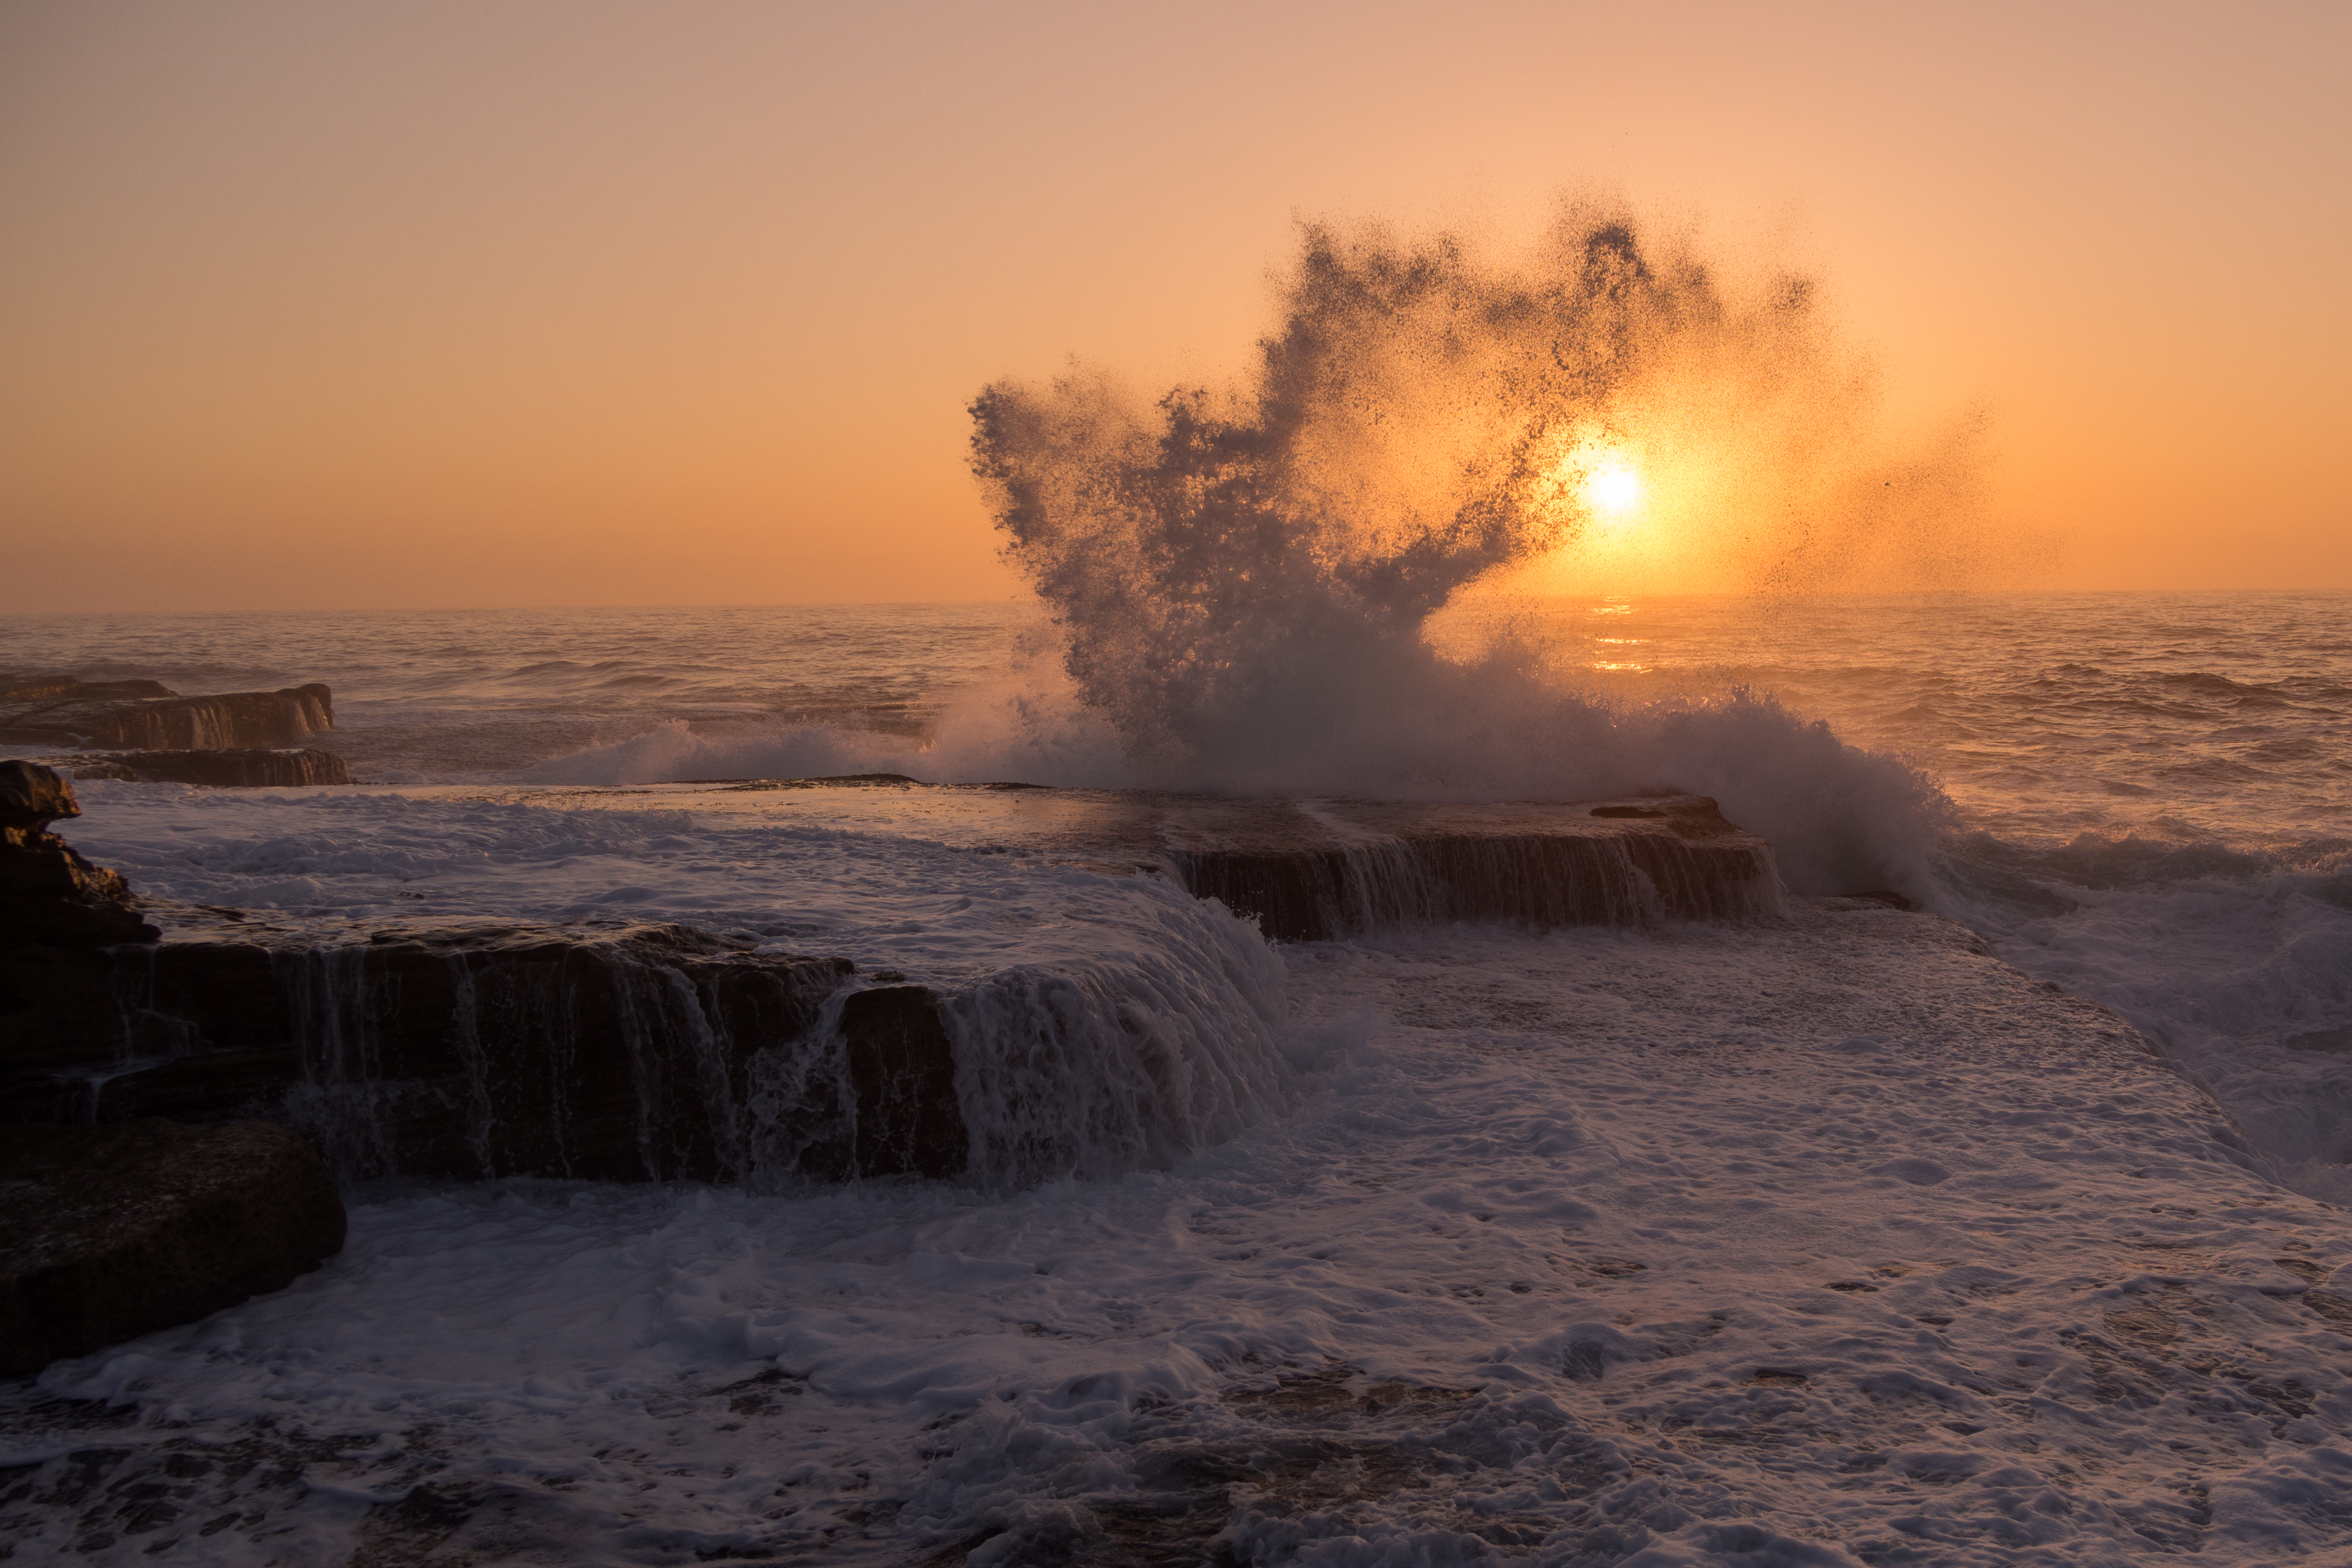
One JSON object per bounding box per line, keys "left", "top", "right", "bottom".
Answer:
{"left": 8, "top": 591, "right": 2346, "bottom": 1171}
{"left": 4, "top": 593, "right": 2350, "bottom": 1564}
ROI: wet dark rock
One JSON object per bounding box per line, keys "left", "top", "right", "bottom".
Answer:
{"left": 0, "top": 676, "right": 175, "bottom": 703}
{"left": 0, "top": 756, "right": 80, "bottom": 831}
{"left": 0, "top": 761, "right": 158, "bottom": 949}
{"left": 60, "top": 749, "right": 353, "bottom": 788}
{"left": 840, "top": 985, "right": 967, "bottom": 1179}
{"left": 0, "top": 772, "right": 968, "bottom": 1187}
{"left": 1165, "top": 794, "right": 1778, "bottom": 942}
{"left": 0, "top": 682, "right": 333, "bottom": 752}
{"left": 0, "top": 1119, "right": 346, "bottom": 1375}
{"left": 0, "top": 919, "right": 961, "bottom": 1184}
{"left": 0, "top": 783, "right": 1785, "bottom": 1190}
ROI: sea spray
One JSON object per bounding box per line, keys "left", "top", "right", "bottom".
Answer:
{"left": 930, "top": 210, "right": 1967, "bottom": 891}
{"left": 536, "top": 217, "right": 1967, "bottom": 892}
{"left": 940, "top": 877, "right": 1290, "bottom": 1186}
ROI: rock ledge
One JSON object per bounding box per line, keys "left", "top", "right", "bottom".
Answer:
{"left": 0, "top": 1119, "right": 347, "bottom": 1375}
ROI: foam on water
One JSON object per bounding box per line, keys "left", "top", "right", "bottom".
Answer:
{"left": 1, "top": 604, "right": 1029, "bottom": 783}
{"left": 12, "top": 908, "right": 2351, "bottom": 1564}
{"left": 14, "top": 619, "right": 2352, "bottom": 1561}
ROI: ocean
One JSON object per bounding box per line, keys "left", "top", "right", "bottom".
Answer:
{"left": 4, "top": 591, "right": 2351, "bottom": 1564}
{"left": 10, "top": 591, "right": 2348, "bottom": 1165}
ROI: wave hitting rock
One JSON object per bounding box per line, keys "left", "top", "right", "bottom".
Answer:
{"left": 0, "top": 786, "right": 1779, "bottom": 1194}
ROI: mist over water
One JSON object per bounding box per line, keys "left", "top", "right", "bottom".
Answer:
{"left": 945, "top": 211, "right": 2001, "bottom": 890}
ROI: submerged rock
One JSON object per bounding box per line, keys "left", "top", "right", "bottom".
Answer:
{"left": 0, "top": 680, "right": 333, "bottom": 751}
{"left": 669, "top": 783, "right": 1786, "bottom": 943}
{"left": 0, "top": 1118, "right": 346, "bottom": 1375}
{"left": 61, "top": 748, "right": 353, "bottom": 788}
{"left": 0, "top": 759, "right": 158, "bottom": 947}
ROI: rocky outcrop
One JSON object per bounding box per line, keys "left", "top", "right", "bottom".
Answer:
{"left": 838, "top": 985, "right": 969, "bottom": 1177}
{"left": 717, "top": 784, "right": 1788, "bottom": 942}
{"left": 0, "top": 1118, "right": 346, "bottom": 1375}
{"left": 0, "top": 762, "right": 974, "bottom": 1186}
{"left": 0, "top": 676, "right": 174, "bottom": 703}
{"left": 1159, "top": 794, "right": 1781, "bottom": 942}
{"left": 0, "top": 777, "right": 1787, "bottom": 1199}
{"left": 63, "top": 748, "right": 354, "bottom": 788}
{"left": 0, "top": 760, "right": 158, "bottom": 947}
{"left": 0, "top": 680, "right": 334, "bottom": 751}
{"left": 0, "top": 919, "right": 964, "bottom": 1184}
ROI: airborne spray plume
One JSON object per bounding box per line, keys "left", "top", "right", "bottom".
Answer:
{"left": 970, "top": 206, "right": 1974, "bottom": 895}
{"left": 973, "top": 214, "right": 1675, "bottom": 771}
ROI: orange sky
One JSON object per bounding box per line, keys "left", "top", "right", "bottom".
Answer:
{"left": 3, "top": 1, "right": 2346, "bottom": 611}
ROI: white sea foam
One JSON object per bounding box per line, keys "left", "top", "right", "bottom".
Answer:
{"left": 482, "top": 587, "right": 2352, "bottom": 1212}
{"left": 522, "top": 684, "right": 1950, "bottom": 906}
{"left": 11, "top": 905, "right": 2348, "bottom": 1564}
{"left": 1960, "top": 841, "right": 2352, "bottom": 1198}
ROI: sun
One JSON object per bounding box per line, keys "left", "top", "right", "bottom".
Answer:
{"left": 1584, "top": 463, "right": 1642, "bottom": 518}
{"left": 1532, "top": 428, "right": 1648, "bottom": 534}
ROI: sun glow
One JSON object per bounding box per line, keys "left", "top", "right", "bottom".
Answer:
{"left": 1585, "top": 462, "right": 1642, "bottom": 518}
{"left": 1535, "top": 430, "right": 1647, "bottom": 536}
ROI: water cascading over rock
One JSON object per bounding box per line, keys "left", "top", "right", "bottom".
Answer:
{"left": 1, "top": 765, "right": 1782, "bottom": 1193}
{"left": 60, "top": 748, "right": 353, "bottom": 788}
{"left": 1, "top": 921, "right": 970, "bottom": 1184}
{"left": 1153, "top": 793, "right": 1778, "bottom": 940}
{"left": 0, "top": 678, "right": 335, "bottom": 752}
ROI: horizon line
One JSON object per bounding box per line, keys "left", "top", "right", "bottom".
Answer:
{"left": 7, "top": 586, "right": 2352, "bottom": 618}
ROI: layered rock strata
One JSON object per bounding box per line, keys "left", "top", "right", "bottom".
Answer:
{"left": 0, "top": 679, "right": 334, "bottom": 751}
{"left": 60, "top": 748, "right": 354, "bottom": 788}
{"left": 664, "top": 784, "right": 1784, "bottom": 942}
{"left": 1155, "top": 794, "right": 1779, "bottom": 941}
{"left": 0, "top": 1119, "right": 346, "bottom": 1375}
{"left": 0, "top": 761, "right": 972, "bottom": 1187}
{"left": 0, "top": 920, "right": 963, "bottom": 1185}
{"left": 0, "top": 774, "right": 1784, "bottom": 1199}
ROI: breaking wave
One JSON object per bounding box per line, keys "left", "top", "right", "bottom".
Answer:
{"left": 546, "top": 208, "right": 1986, "bottom": 896}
